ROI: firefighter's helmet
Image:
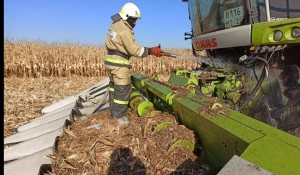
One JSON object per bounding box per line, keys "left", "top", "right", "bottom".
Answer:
{"left": 119, "top": 3, "right": 141, "bottom": 20}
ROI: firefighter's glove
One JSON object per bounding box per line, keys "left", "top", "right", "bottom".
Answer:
{"left": 150, "top": 46, "right": 164, "bottom": 57}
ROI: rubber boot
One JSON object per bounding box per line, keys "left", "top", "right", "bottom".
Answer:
{"left": 117, "top": 116, "right": 129, "bottom": 125}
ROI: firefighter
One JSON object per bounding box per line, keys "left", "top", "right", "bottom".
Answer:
{"left": 104, "top": 2, "right": 164, "bottom": 125}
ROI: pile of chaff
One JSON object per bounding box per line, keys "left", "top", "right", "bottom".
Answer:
{"left": 49, "top": 108, "right": 209, "bottom": 175}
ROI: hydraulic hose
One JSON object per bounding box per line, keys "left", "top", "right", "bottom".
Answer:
{"left": 237, "top": 67, "right": 266, "bottom": 111}
{"left": 236, "top": 56, "right": 268, "bottom": 111}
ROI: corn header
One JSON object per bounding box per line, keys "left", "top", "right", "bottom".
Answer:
{"left": 130, "top": 70, "right": 300, "bottom": 174}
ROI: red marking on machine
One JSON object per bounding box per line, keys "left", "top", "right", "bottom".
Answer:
{"left": 194, "top": 38, "right": 218, "bottom": 49}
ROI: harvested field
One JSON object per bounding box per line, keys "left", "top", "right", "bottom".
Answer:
{"left": 51, "top": 109, "right": 208, "bottom": 175}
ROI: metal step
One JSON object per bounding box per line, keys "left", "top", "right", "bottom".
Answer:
{"left": 217, "top": 155, "right": 274, "bottom": 175}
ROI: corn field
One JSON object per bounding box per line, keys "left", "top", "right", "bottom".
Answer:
{"left": 4, "top": 40, "right": 199, "bottom": 78}
{"left": 4, "top": 39, "right": 200, "bottom": 138}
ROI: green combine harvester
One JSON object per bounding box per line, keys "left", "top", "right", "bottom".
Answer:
{"left": 181, "top": 0, "right": 300, "bottom": 136}
{"left": 176, "top": 0, "right": 300, "bottom": 135}
{"left": 130, "top": 0, "right": 300, "bottom": 174}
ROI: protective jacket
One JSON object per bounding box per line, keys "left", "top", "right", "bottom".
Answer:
{"left": 104, "top": 14, "right": 149, "bottom": 118}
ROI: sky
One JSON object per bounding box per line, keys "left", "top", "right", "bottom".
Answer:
{"left": 4, "top": 0, "right": 193, "bottom": 49}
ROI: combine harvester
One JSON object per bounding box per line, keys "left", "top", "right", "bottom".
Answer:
{"left": 4, "top": 0, "right": 300, "bottom": 174}
{"left": 180, "top": 0, "right": 300, "bottom": 137}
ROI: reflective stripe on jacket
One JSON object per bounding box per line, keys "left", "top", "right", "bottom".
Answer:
{"left": 104, "top": 56, "right": 132, "bottom": 68}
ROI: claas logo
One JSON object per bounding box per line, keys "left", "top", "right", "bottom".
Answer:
{"left": 194, "top": 38, "right": 218, "bottom": 49}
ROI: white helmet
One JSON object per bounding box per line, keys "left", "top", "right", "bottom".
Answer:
{"left": 119, "top": 2, "right": 141, "bottom": 20}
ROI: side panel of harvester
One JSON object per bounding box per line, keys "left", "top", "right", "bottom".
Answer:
{"left": 131, "top": 72, "right": 300, "bottom": 175}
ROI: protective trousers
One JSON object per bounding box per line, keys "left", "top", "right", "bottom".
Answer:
{"left": 105, "top": 64, "right": 132, "bottom": 118}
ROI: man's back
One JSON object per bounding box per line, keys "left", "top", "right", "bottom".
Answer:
{"left": 105, "top": 19, "right": 137, "bottom": 57}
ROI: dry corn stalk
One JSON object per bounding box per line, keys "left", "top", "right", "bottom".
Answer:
{"left": 4, "top": 39, "right": 198, "bottom": 78}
